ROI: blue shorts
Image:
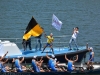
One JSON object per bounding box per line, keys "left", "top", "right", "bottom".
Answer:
{"left": 1, "top": 68, "right": 6, "bottom": 72}
{"left": 33, "top": 67, "right": 40, "bottom": 72}
{"left": 89, "top": 58, "right": 94, "bottom": 62}
{"left": 46, "top": 43, "right": 52, "bottom": 47}
{"left": 51, "top": 67, "right": 57, "bottom": 71}
{"left": 17, "top": 68, "right": 23, "bottom": 72}
{"left": 68, "top": 67, "right": 73, "bottom": 72}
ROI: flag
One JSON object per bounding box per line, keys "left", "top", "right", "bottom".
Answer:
{"left": 23, "top": 17, "right": 44, "bottom": 40}
{"left": 52, "top": 14, "right": 62, "bottom": 31}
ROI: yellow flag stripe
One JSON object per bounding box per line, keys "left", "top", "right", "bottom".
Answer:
{"left": 23, "top": 24, "right": 43, "bottom": 40}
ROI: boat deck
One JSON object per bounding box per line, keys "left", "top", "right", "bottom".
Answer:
{"left": 8, "top": 46, "right": 86, "bottom": 58}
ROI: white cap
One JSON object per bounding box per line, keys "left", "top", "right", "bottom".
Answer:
{"left": 55, "top": 58, "right": 57, "bottom": 61}
{"left": 33, "top": 56, "right": 37, "bottom": 59}
{"left": 89, "top": 47, "right": 93, "bottom": 51}
{"left": 17, "top": 56, "right": 21, "bottom": 58}
{"left": 51, "top": 54, "right": 55, "bottom": 58}
{"left": 50, "top": 33, "right": 53, "bottom": 36}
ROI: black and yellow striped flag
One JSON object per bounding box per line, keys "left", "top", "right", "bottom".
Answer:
{"left": 23, "top": 17, "right": 43, "bottom": 40}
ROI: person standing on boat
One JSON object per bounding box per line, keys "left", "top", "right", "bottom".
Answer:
{"left": 22, "top": 37, "right": 32, "bottom": 51}
{"left": 69, "top": 27, "right": 79, "bottom": 50}
{"left": 12, "top": 56, "right": 24, "bottom": 72}
{"left": 26, "top": 37, "right": 32, "bottom": 50}
{"left": 22, "top": 39, "right": 26, "bottom": 51}
{"left": 22, "top": 31, "right": 32, "bottom": 51}
{"left": 41, "top": 32, "right": 54, "bottom": 54}
{"left": 65, "top": 54, "right": 78, "bottom": 72}
{"left": 87, "top": 47, "right": 94, "bottom": 70}
{"left": 35, "top": 34, "right": 42, "bottom": 51}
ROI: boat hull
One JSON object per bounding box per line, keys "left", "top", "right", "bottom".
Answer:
{"left": 7, "top": 49, "right": 88, "bottom": 63}
{"left": 0, "top": 70, "right": 100, "bottom": 75}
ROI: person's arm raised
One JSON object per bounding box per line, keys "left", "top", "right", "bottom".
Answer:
{"left": 12, "top": 58, "right": 15, "bottom": 63}
{"left": 44, "top": 31, "right": 47, "bottom": 38}
{"left": 65, "top": 54, "right": 69, "bottom": 61}
{"left": 3, "top": 57, "right": 9, "bottom": 64}
{"left": 39, "top": 57, "right": 43, "bottom": 62}
{"left": 74, "top": 55, "right": 78, "bottom": 62}
{"left": 46, "top": 52, "right": 50, "bottom": 59}
{"left": 1, "top": 51, "right": 8, "bottom": 61}
{"left": 20, "top": 57, "right": 24, "bottom": 63}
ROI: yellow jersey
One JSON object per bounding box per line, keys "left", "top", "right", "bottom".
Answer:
{"left": 47, "top": 36, "right": 54, "bottom": 44}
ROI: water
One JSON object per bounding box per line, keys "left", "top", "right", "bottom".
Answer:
{"left": 0, "top": 0, "right": 100, "bottom": 61}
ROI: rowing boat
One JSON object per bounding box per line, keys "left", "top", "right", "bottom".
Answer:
{"left": 0, "top": 40, "right": 88, "bottom": 63}
{"left": 1, "top": 62, "right": 100, "bottom": 75}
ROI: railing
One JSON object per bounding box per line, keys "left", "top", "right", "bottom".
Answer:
{"left": 0, "top": 35, "right": 71, "bottom": 49}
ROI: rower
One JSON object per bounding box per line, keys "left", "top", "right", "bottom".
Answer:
{"left": 65, "top": 54, "right": 78, "bottom": 72}
{"left": 0, "top": 51, "right": 9, "bottom": 72}
{"left": 32, "top": 56, "right": 44, "bottom": 72}
{"left": 46, "top": 53, "right": 62, "bottom": 72}
{"left": 87, "top": 47, "right": 94, "bottom": 70}
{"left": 12, "top": 56, "right": 24, "bottom": 72}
